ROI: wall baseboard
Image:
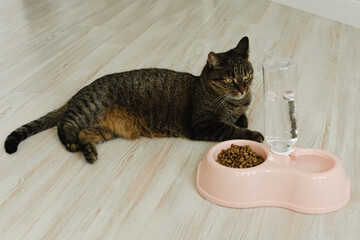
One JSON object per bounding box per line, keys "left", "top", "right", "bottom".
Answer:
{"left": 270, "top": 0, "right": 360, "bottom": 29}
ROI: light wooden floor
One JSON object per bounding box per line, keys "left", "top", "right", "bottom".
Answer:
{"left": 1, "top": 0, "right": 359, "bottom": 239}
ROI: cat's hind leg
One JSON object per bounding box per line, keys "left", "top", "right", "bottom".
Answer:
{"left": 57, "top": 104, "right": 99, "bottom": 152}
{"left": 78, "top": 127, "right": 116, "bottom": 163}
{"left": 57, "top": 123, "right": 80, "bottom": 152}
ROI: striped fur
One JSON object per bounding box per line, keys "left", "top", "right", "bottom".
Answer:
{"left": 4, "top": 37, "right": 263, "bottom": 163}
{"left": 5, "top": 106, "right": 67, "bottom": 154}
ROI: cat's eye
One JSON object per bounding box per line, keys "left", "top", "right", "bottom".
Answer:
{"left": 225, "top": 78, "right": 233, "bottom": 84}
{"left": 243, "top": 74, "right": 252, "bottom": 81}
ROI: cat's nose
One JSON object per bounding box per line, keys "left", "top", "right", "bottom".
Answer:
{"left": 238, "top": 85, "right": 246, "bottom": 94}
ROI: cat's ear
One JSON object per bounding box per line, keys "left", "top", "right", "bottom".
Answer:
{"left": 207, "top": 52, "right": 224, "bottom": 68}
{"left": 235, "top": 36, "right": 249, "bottom": 57}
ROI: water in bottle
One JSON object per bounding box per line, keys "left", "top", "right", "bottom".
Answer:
{"left": 264, "top": 90, "right": 298, "bottom": 153}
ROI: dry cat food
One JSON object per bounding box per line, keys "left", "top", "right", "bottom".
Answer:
{"left": 216, "top": 144, "right": 265, "bottom": 168}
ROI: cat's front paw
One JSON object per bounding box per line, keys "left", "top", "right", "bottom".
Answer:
{"left": 250, "top": 131, "right": 264, "bottom": 143}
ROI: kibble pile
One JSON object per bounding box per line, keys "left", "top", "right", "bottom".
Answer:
{"left": 216, "top": 144, "right": 265, "bottom": 168}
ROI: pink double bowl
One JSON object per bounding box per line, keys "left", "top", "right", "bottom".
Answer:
{"left": 196, "top": 140, "right": 351, "bottom": 214}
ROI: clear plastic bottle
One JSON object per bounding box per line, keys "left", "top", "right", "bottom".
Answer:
{"left": 262, "top": 59, "right": 298, "bottom": 154}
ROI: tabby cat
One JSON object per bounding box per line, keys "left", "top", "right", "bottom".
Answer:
{"left": 5, "top": 36, "right": 264, "bottom": 163}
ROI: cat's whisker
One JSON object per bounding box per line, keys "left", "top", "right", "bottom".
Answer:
{"left": 213, "top": 95, "right": 230, "bottom": 113}
{"left": 212, "top": 95, "right": 226, "bottom": 110}
{"left": 212, "top": 94, "right": 226, "bottom": 104}
{"left": 191, "top": 96, "right": 225, "bottom": 121}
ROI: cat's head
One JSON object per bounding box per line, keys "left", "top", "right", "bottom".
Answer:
{"left": 200, "top": 36, "right": 253, "bottom": 100}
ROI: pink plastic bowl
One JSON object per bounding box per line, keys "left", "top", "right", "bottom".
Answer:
{"left": 196, "top": 140, "right": 350, "bottom": 214}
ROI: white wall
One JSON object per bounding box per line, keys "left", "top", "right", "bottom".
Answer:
{"left": 270, "top": 0, "right": 360, "bottom": 29}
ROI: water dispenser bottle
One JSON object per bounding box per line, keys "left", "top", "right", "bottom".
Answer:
{"left": 262, "top": 59, "right": 298, "bottom": 154}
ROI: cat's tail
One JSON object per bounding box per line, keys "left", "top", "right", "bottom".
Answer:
{"left": 4, "top": 104, "right": 67, "bottom": 154}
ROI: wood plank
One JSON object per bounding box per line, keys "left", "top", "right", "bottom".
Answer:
{"left": 0, "top": 0, "right": 359, "bottom": 239}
